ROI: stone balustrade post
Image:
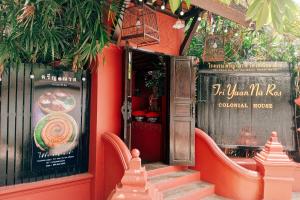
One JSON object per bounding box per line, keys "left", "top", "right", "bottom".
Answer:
{"left": 254, "top": 132, "right": 296, "bottom": 200}
{"left": 108, "top": 149, "right": 162, "bottom": 200}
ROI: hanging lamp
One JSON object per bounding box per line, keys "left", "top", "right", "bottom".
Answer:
{"left": 172, "top": 19, "right": 185, "bottom": 29}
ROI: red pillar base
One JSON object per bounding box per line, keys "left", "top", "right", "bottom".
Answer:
{"left": 254, "top": 132, "right": 296, "bottom": 200}
{"left": 108, "top": 149, "right": 162, "bottom": 200}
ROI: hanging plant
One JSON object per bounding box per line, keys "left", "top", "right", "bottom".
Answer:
{"left": 0, "top": 0, "right": 125, "bottom": 71}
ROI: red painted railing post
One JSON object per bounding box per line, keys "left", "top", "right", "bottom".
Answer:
{"left": 254, "top": 132, "right": 296, "bottom": 200}
{"left": 108, "top": 149, "right": 162, "bottom": 200}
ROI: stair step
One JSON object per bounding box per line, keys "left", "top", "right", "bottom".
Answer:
{"left": 144, "top": 162, "right": 187, "bottom": 177}
{"left": 163, "top": 181, "right": 215, "bottom": 200}
{"left": 202, "top": 194, "right": 231, "bottom": 200}
{"left": 292, "top": 192, "right": 300, "bottom": 200}
{"left": 148, "top": 169, "right": 200, "bottom": 191}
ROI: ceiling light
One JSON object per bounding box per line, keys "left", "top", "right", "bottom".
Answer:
{"left": 136, "top": 18, "right": 141, "bottom": 26}
{"left": 173, "top": 19, "right": 185, "bottom": 29}
{"left": 161, "top": 4, "right": 165, "bottom": 10}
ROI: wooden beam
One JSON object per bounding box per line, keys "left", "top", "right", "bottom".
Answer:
{"left": 190, "top": 0, "right": 249, "bottom": 27}
{"left": 180, "top": 9, "right": 201, "bottom": 55}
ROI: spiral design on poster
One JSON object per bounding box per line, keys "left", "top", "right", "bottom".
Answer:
{"left": 41, "top": 116, "right": 73, "bottom": 148}
{"left": 34, "top": 113, "right": 78, "bottom": 154}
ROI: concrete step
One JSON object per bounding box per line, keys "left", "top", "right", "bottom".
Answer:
{"left": 148, "top": 169, "right": 200, "bottom": 191}
{"left": 144, "top": 162, "right": 188, "bottom": 177}
{"left": 163, "top": 181, "right": 215, "bottom": 200}
{"left": 292, "top": 192, "right": 300, "bottom": 200}
{"left": 145, "top": 163, "right": 229, "bottom": 200}
{"left": 202, "top": 194, "right": 231, "bottom": 200}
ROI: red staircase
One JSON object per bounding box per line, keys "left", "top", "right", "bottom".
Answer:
{"left": 105, "top": 130, "right": 300, "bottom": 200}
{"left": 145, "top": 163, "right": 227, "bottom": 200}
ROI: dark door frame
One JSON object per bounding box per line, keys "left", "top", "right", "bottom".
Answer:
{"left": 122, "top": 48, "right": 170, "bottom": 162}
{"left": 122, "top": 48, "right": 196, "bottom": 166}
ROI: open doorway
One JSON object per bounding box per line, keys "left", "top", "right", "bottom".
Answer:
{"left": 122, "top": 48, "right": 196, "bottom": 166}
{"left": 128, "top": 49, "right": 169, "bottom": 164}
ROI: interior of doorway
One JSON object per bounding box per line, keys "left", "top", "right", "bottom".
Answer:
{"left": 128, "top": 49, "right": 170, "bottom": 165}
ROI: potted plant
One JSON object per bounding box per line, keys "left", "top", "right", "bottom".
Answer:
{"left": 145, "top": 111, "right": 160, "bottom": 123}
{"left": 132, "top": 110, "right": 146, "bottom": 122}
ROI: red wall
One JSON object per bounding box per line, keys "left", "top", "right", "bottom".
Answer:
{"left": 293, "top": 164, "right": 300, "bottom": 191}
{"left": 0, "top": 174, "right": 92, "bottom": 200}
{"left": 89, "top": 44, "right": 123, "bottom": 200}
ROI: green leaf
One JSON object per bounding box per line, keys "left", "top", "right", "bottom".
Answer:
{"left": 185, "top": 0, "right": 191, "bottom": 8}
{"left": 270, "top": 0, "right": 282, "bottom": 32}
{"left": 218, "top": 0, "right": 232, "bottom": 5}
{"left": 246, "top": 0, "right": 264, "bottom": 21}
{"left": 255, "top": 0, "right": 270, "bottom": 29}
{"left": 285, "top": 0, "right": 298, "bottom": 9}
{"left": 169, "top": 0, "right": 181, "bottom": 13}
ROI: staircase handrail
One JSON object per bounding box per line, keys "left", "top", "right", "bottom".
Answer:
{"left": 102, "top": 132, "right": 132, "bottom": 170}
{"left": 194, "top": 128, "right": 263, "bottom": 199}
{"left": 195, "top": 128, "right": 260, "bottom": 179}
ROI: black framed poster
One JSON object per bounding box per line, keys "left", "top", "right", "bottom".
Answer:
{"left": 31, "top": 69, "right": 86, "bottom": 172}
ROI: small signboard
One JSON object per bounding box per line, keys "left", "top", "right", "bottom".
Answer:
{"left": 31, "top": 69, "right": 83, "bottom": 172}
{"left": 201, "top": 61, "right": 290, "bottom": 73}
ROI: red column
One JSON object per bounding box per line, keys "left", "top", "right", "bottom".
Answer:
{"left": 89, "top": 44, "right": 123, "bottom": 200}
{"left": 254, "top": 132, "right": 296, "bottom": 200}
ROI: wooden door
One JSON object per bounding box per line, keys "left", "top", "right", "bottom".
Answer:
{"left": 121, "top": 48, "right": 133, "bottom": 149}
{"left": 169, "top": 56, "right": 196, "bottom": 165}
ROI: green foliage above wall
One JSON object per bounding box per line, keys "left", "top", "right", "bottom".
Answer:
{"left": 0, "top": 0, "right": 124, "bottom": 71}
{"left": 168, "top": 0, "right": 300, "bottom": 37}
{"left": 187, "top": 16, "right": 300, "bottom": 64}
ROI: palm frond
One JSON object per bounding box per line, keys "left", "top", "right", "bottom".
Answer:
{"left": 0, "top": 0, "right": 119, "bottom": 69}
